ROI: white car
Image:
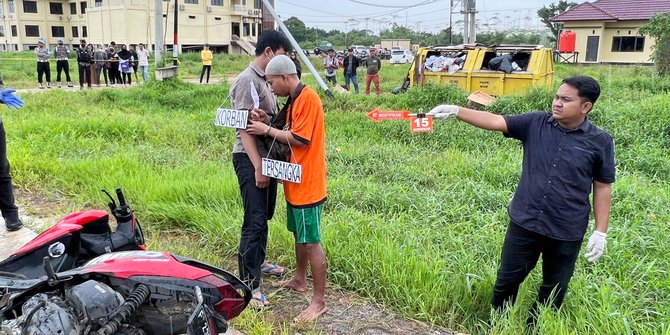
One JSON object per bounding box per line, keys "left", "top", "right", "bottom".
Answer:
{"left": 350, "top": 45, "right": 369, "bottom": 58}
{"left": 389, "top": 49, "right": 414, "bottom": 64}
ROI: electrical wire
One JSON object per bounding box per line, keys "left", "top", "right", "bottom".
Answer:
{"left": 346, "top": 0, "right": 441, "bottom": 9}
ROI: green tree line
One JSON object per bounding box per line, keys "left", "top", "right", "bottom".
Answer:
{"left": 283, "top": 16, "right": 549, "bottom": 50}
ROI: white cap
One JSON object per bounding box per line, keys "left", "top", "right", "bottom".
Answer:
{"left": 265, "top": 54, "right": 297, "bottom": 76}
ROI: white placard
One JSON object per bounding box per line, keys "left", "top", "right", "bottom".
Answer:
{"left": 214, "top": 108, "right": 249, "bottom": 129}
{"left": 262, "top": 158, "right": 302, "bottom": 183}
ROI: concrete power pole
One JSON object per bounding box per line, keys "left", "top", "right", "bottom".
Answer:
{"left": 461, "top": 0, "right": 476, "bottom": 43}
{"left": 154, "top": 0, "right": 164, "bottom": 66}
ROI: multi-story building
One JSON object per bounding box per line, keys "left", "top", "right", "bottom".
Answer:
{"left": 0, "top": 0, "right": 274, "bottom": 53}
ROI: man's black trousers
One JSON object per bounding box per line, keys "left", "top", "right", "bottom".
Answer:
{"left": 233, "top": 153, "right": 277, "bottom": 291}
{"left": 0, "top": 120, "right": 18, "bottom": 222}
{"left": 56, "top": 60, "right": 71, "bottom": 82}
{"left": 78, "top": 64, "right": 91, "bottom": 87}
{"left": 492, "top": 222, "right": 582, "bottom": 310}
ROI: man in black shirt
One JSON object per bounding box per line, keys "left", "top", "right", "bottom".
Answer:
{"left": 76, "top": 40, "right": 93, "bottom": 89}
{"left": 428, "top": 75, "right": 615, "bottom": 321}
{"left": 342, "top": 48, "right": 360, "bottom": 93}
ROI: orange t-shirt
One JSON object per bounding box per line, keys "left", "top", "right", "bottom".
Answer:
{"left": 284, "top": 86, "right": 327, "bottom": 207}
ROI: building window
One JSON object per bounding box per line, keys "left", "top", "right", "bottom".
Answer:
{"left": 70, "top": 2, "right": 76, "bottom": 14}
{"left": 252, "top": 22, "right": 256, "bottom": 36}
{"left": 22, "top": 0, "right": 37, "bottom": 13}
{"left": 25, "top": 25, "right": 39, "bottom": 37}
{"left": 0, "top": 27, "right": 4, "bottom": 38}
{"left": 185, "top": 0, "right": 197, "bottom": 3}
{"left": 95, "top": 0, "right": 102, "bottom": 7}
{"left": 51, "top": 25, "right": 65, "bottom": 37}
{"left": 72, "top": 26, "right": 78, "bottom": 37}
{"left": 254, "top": 0, "right": 261, "bottom": 9}
{"left": 82, "top": 26, "right": 87, "bottom": 37}
{"left": 0, "top": 1, "right": 3, "bottom": 16}
{"left": 211, "top": 0, "right": 223, "bottom": 5}
{"left": 243, "top": 23, "right": 250, "bottom": 36}
{"left": 49, "top": 2, "right": 63, "bottom": 14}
{"left": 612, "top": 36, "right": 645, "bottom": 52}
{"left": 80, "top": 1, "right": 86, "bottom": 14}
{"left": 8, "top": 0, "right": 15, "bottom": 14}
{"left": 11, "top": 25, "right": 17, "bottom": 37}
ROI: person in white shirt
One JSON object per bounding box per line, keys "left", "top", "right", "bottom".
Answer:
{"left": 137, "top": 43, "right": 150, "bottom": 82}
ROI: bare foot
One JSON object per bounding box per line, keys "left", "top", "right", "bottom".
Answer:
{"left": 272, "top": 278, "right": 308, "bottom": 292}
{"left": 293, "top": 302, "right": 328, "bottom": 323}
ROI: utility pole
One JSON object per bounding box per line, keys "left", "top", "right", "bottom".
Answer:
{"left": 154, "top": 0, "right": 163, "bottom": 66}
{"left": 461, "top": 0, "right": 476, "bottom": 43}
{"left": 173, "top": 0, "right": 179, "bottom": 65}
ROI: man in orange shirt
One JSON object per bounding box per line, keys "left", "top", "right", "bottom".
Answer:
{"left": 247, "top": 54, "right": 328, "bottom": 323}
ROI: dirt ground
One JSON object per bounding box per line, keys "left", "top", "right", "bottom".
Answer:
{"left": 3, "top": 189, "right": 461, "bottom": 335}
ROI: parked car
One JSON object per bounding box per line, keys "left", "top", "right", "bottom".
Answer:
{"left": 313, "top": 41, "right": 333, "bottom": 55}
{"left": 389, "top": 49, "right": 415, "bottom": 64}
{"left": 350, "top": 45, "right": 370, "bottom": 59}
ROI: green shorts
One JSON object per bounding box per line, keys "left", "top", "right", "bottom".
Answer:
{"left": 287, "top": 203, "right": 323, "bottom": 244}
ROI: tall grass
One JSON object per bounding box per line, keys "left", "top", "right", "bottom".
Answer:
{"left": 3, "top": 56, "right": 670, "bottom": 334}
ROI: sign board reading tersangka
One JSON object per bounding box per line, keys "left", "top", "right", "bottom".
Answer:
{"left": 214, "top": 108, "right": 249, "bottom": 129}
{"left": 262, "top": 158, "right": 302, "bottom": 183}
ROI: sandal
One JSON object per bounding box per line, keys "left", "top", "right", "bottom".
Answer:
{"left": 250, "top": 291, "right": 269, "bottom": 310}
{"left": 261, "top": 263, "right": 286, "bottom": 277}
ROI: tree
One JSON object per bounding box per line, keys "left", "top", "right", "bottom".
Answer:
{"left": 537, "top": 1, "right": 578, "bottom": 44}
{"left": 640, "top": 12, "right": 670, "bottom": 76}
{"left": 283, "top": 16, "right": 311, "bottom": 45}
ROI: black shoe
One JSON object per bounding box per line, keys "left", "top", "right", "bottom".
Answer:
{"left": 5, "top": 219, "right": 23, "bottom": 232}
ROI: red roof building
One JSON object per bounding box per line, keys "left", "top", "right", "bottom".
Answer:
{"left": 550, "top": 0, "right": 670, "bottom": 64}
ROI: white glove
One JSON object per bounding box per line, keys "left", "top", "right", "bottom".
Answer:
{"left": 426, "top": 105, "right": 459, "bottom": 120}
{"left": 584, "top": 230, "right": 607, "bottom": 262}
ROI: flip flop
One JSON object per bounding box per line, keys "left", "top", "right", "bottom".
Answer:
{"left": 250, "top": 292, "right": 269, "bottom": 310}
{"left": 261, "top": 263, "right": 286, "bottom": 277}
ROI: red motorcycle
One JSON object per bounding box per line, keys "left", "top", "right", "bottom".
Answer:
{"left": 0, "top": 189, "right": 251, "bottom": 334}
{"left": 0, "top": 189, "right": 145, "bottom": 278}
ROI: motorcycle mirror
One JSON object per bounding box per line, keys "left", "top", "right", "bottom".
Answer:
{"left": 101, "top": 189, "right": 117, "bottom": 212}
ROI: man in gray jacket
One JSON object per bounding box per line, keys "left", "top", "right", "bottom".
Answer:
{"left": 54, "top": 38, "right": 73, "bottom": 88}
{"left": 35, "top": 38, "right": 51, "bottom": 89}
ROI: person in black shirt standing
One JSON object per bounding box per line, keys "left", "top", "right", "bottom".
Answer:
{"left": 0, "top": 77, "right": 24, "bottom": 232}
{"left": 76, "top": 40, "right": 93, "bottom": 89}
{"left": 427, "top": 75, "right": 615, "bottom": 323}
{"left": 342, "top": 48, "right": 360, "bottom": 94}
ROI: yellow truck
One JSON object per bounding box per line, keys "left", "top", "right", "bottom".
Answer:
{"left": 395, "top": 44, "right": 555, "bottom": 96}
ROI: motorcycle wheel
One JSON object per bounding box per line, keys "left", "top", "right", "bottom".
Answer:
{"left": 112, "top": 325, "right": 146, "bottom": 335}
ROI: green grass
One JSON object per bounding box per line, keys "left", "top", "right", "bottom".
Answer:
{"left": 3, "top": 55, "right": 670, "bottom": 334}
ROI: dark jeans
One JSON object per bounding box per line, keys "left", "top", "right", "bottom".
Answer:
{"left": 200, "top": 65, "right": 211, "bottom": 83}
{"left": 95, "top": 67, "right": 108, "bottom": 85}
{"left": 344, "top": 73, "right": 359, "bottom": 93}
{"left": 36, "top": 62, "right": 51, "bottom": 83}
{"left": 492, "top": 222, "right": 582, "bottom": 310}
{"left": 78, "top": 63, "right": 92, "bottom": 87}
{"left": 56, "top": 60, "right": 71, "bottom": 82}
{"left": 109, "top": 66, "right": 118, "bottom": 84}
{"left": 233, "top": 153, "right": 277, "bottom": 291}
{"left": 121, "top": 72, "right": 132, "bottom": 85}
{"left": 0, "top": 121, "right": 18, "bottom": 223}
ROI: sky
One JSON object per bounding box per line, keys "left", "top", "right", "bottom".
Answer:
{"left": 274, "top": 0, "right": 585, "bottom": 34}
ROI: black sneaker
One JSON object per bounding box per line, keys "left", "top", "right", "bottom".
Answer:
{"left": 5, "top": 219, "right": 23, "bottom": 232}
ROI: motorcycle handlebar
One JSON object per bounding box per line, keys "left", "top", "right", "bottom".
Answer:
{"left": 115, "top": 188, "right": 127, "bottom": 207}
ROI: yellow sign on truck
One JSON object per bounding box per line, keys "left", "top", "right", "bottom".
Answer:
{"left": 397, "top": 44, "right": 554, "bottom": 96}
